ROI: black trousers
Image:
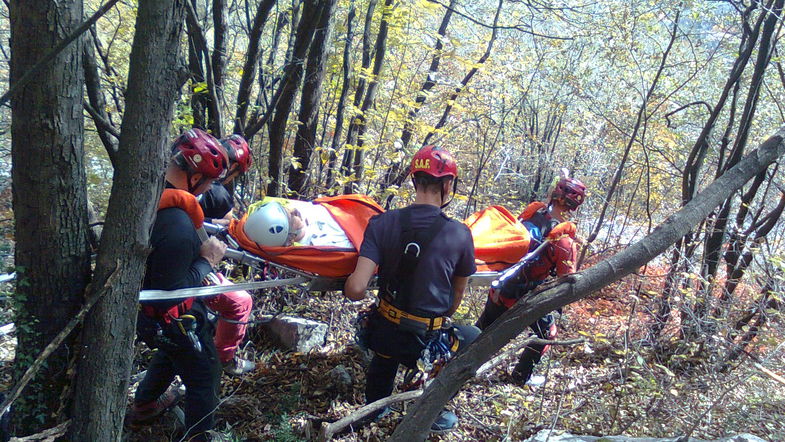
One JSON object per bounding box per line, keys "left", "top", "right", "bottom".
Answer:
{"left": 476, "top": 297, "right": 554, "bottom": 381}
{"left": 365, "top": 318, "right": 480, "bottom": 404}
{"left": 135, "top": 301, "right": 221, "bottom": 440}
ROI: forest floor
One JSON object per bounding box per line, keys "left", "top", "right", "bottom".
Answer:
{"left": 121, "top": 259, "right": 785, "bottom": 442}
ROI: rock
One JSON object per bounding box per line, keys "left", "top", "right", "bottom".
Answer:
{"left": 263, "top": 316, "right": 327, "bottom": 353}
{"left": 526, "top": 430, "right": 768, "bottom": 442}
{"left": 329, "top": 364, "right": 353, "bottom": 392}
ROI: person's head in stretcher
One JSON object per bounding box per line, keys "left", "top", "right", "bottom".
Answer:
{"left": 242, "top": 198, "right": 353, "bottom": 248}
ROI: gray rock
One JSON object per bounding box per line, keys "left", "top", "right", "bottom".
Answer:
{"left": 263, "top": 316, "right": 327, "bottom": 353}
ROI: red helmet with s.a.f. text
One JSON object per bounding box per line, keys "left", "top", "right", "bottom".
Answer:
{"left": 410, "top": 145, "right": 458, "bottom": 179}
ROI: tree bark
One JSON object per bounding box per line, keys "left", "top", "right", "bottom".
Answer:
{"left": 422, "top": 0, "right": 503, "bottom": 145}
{"left": 265, "top": 0, "right": 322, "bottom": 196}
{"left": 389, "top": 128, "right": 785, "bottom": 441}
{"left": 83, "top": 34, "right": 119, "bottom": 166}
{"left": 339, "top": 0, "right": 378, "bottom": 181}
{"left": 69, "top": 0, "right": 186, "bottom": 439}
{"left": 325, "top": 0, "right": 356, "bottom": 190}
{"left": 347, "top": 0, "right": 393, "bottom": 190}
{"left": 234, "top": 0, "right": 277, "bottom": 134}
{"left": 9, "top": 0, "right": 90, "bottom": 434}
{"left": 287, "top": 0, "right": 338, "bottom": 196}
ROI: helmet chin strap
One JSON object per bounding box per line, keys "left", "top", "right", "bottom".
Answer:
{"left": 439, "top": 178, "right": 457, "bottom": 209}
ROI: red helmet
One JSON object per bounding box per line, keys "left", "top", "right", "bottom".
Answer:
{"left": 552, "top": 177, "right": 586, "bottom": 209}
{"left": 220, "top": 134, "right": 252, "bottom": 173}
{"left": 173, "top": 129, "right": 228, "bottom": 180}
{"left": 410, "top": 145, "right": 458, "bottom": 179}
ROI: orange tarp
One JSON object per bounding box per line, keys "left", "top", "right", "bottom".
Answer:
{"left": 230, "top": 197, "right": 529, "bottom": 277}
{"left": 464, "top": 205, "right": 530, "bottom": 272}
{"left": 229, "top": 194, "right": 384, "bottom": 277}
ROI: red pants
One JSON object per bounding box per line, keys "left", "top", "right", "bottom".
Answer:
{"left": 205, "top": 274, "right": 253, "bottom": 363}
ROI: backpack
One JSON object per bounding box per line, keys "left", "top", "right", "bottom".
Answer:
{"left": 519, "top": 202, "right": 558, "bottom": 257}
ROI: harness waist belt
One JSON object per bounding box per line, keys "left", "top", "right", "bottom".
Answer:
{"left": 377, "top": 299, "right": 446, "bottom": 331}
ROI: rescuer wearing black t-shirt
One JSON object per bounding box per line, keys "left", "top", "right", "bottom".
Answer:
{"left": 344, "top": 145, "right": 480, "bottom": 434}
{"left": 130, "top": 129, "right": 228, "bottom": 441}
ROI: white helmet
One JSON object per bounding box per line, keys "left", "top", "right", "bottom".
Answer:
{"left": 244, "top": 201, "right": 290, "bottom": 247}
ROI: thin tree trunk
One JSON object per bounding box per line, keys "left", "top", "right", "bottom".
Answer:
{"left": 348, "top": 0, "right": 393, "bottom": 190}
{"left": 234, "top": 0, "right": 277, "bottom": 134}
{"left": 325, "top": 0, "right": 356, "bottom": 190}
{"left": 9, "top": 0, "right": 90, "bottom": 434}
{"left": 265, "top": 0, "right": 322, "bottom": 196}
{"left": 423, "top": 0, "right": 503, "bottom": 145}
{"left": 287, "top": 0, "right": 339, "bottom": 196}
{"left": 577, "top": 11, "right": 680, "bottom": 270}
{"left": 390, "top": 127, "right": 785, "bottom": 441}
{"left": 212, "top": 0, "right": 227, "bottom": 125}
{"left": 340, "top": 0, "right": 378, "bottom": 181}
{"left": 83, "top": 34, "right": 119, "bottom": 166}
{"left": 69, "top": 0, "right": 187, "bottom": 438}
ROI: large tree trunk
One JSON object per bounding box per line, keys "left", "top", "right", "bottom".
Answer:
{"left": 287, "top": 0, "right": 339, "bottom": 196}
{"left": 69, "top": 0, "right": 186, "bottom": 439}
{"left": 390, "top": 127, "right": 785, "bottom": 441}
{"left": 9, "top": 0, "right": 90, "bottom": 434}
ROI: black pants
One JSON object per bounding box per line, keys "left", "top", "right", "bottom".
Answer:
{"left": 135, "top": 301, "right": 221, "bottom": 440}
{"left": 365, "top": 318, "right": 480, "bottom": 404}
{"left": 476, "top": 297, "right": 554, "bottom": 382}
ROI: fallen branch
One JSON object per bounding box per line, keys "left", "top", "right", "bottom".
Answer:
{"left": 318, "top": 390, "right": 423, "bottom": 441}
{"left": 318, "top": 336, "right": 584, "bottom": 440}
{"left": 753, "top": 362, "right": 785, "bottom": 386}
{"left": 0, "top": 263, "right": 120, "bottom": 415}
{"left": 9, "top": 420, "right": 69, "bottom": 441}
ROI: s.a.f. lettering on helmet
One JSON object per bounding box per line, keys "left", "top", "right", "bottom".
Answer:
{"left": 173, "top": 128, "right": 229, "bottom": 180}
{"left": 243, "top": 201, "right": 290, "bottom": 247}
{"left": 409, "top": 145, "right": 458, "bottom": 179}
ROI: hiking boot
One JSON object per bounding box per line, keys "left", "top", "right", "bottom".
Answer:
{"left": 127, "top": 384, "right": 185, "bottom": 425}
{"left": 510, "top": 366, "right": 534, "bottom": 386}
{"left": 223, "top": 355, "right": 256, "bottom": 376}
{"left": 430, "top": 410, "right": 458, "bottom": 434}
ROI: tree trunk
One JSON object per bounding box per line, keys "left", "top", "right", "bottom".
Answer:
{"left": 287, "top": 0, "right": 338, "bottom": 196}
{"left": 212, "top": 0, "right": 227, "bottom": 126}
{"left": 265, "top": 0, "right": 322, "bottom": 196}
{"left": 347, "top": 0, "right": 392, "bottom": 190}
{"left": 83, "top": 33, "right": 119, "bottom": 165}
{"left": 339, "top": 0, "right": 378, "bottom": 181}
{"left": 422, "top": 0, "right": 503, "bottom": 145}
{"left": 9, "top": 0, "right": 90, "bottom": 434}
{"left": 325, "top": 0, "right": 356, "bottom": 190}
{"left": 69, "top": 0, "right": 186, "bottom": 439}
{"left": 390, "top": 127, "right": 785, "bottom": 441}
{"left": 234, "top": 0, "right": 277, "bottom": 134}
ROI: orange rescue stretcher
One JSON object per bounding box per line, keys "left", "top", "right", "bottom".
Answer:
{"left": 216, "top": 194, "right": 532, "bottom": 292}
